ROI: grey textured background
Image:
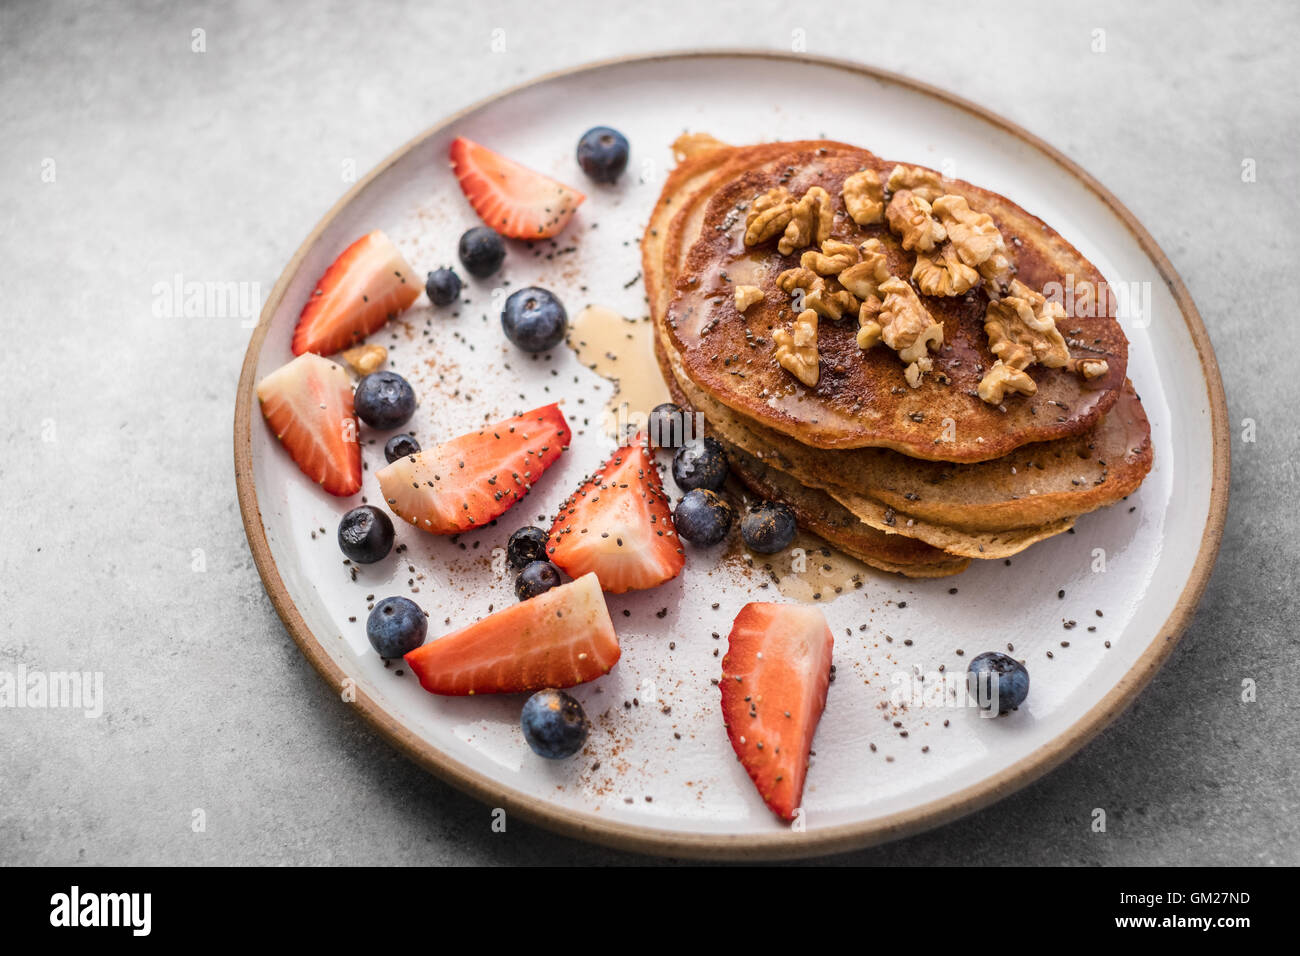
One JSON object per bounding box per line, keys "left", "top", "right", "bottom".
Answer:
{"left": 1, "top": 0, "right": 1296, "bottom": 865}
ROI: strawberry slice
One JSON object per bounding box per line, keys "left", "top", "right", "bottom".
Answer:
{"left": 256, "top": 352, "right": 362, "bottom": 497}
{"left": 547, "top": 437, "right": 684, "bottom": 593}
{"left": 377, "top": 404, "right": 569, "bottom": 534}
{"left": 291, "top": 230, "right": 420, "bottom": 357}
{"left": 720, "top": 603, "right": 835, "bottom": 822}
{"left": 404, "top": 572, "right": 620, "bottom": 695}
{"left": 449, "top": 137, "right": 586, "bottom": 240}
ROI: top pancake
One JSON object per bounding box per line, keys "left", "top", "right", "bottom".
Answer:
{"left": 660, "top": 142, "right": 1129, "bottom": 461}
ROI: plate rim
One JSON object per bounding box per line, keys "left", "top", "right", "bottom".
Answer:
{"left": 233, "top": 49, "right": 1230, "bottom": 860}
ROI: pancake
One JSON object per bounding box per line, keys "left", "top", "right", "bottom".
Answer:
{"left": 722, "top": 442, "right": 971, "bottom": 578}
{"left": 662, "top": 333, "right": 1077, "bottom": 560}
{"left": 663, "top": 340, "right": 1152, "bottom": 533}
{"left": 642, "top": 138, "right": 1152, "bottom": 572}
{"left": 661, "top": 143, "right": 1131, "bottom": 461}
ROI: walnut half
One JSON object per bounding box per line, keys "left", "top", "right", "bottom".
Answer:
{"left": 859, "top": 277, "right": 944, "bottom": 388}
{"left": 886, "top": 165, "right": 944, "bottom": 203}
{"left": 931, "top": 194, "right": 1014, "bottom": 293}
{"left": 977, "top": 279, "right": 1070, "bottom": 404}
{"left": 886, "top": 190, "right": 947, "bottom": 253}
{"left": 842, "top": 169, "right": 884, "bottom": 226}
{"left": 912, "top": 244, "right": 980, "bottom": 297}
{"left": 978, "top": 360, "right": 1036, "bottom": 404}
{"left": 773, "top": 308, "right": 820, "bottom": 387}
{"left": 743, "top": 185, "right": 833, "bottom": 256}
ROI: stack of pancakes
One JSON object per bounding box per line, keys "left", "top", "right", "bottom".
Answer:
{"left": 643, "top": 137, "right": 1153, "bottom": 577}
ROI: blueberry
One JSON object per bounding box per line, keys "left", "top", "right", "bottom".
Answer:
{"left": 506, "top": 526, "right": 549, "bottom": 570}
{"left": 366, "top": 596, "right": 427, "bottom": 658}
{"left": 673, "top": 488, "right": 733, "bottom": 547}
{"left": 425, "top": 267, "right": 462, "bottom": 306}
{"left": 672, "top": 436, "right": 728, "bottom": 491}
{"left": 967, "top": 652, "right": 1030, "bottom": 714}
{"left": 515, "top": 560, "right": 562, "bottom": 600}
{"left": 576, "top": 126, "right": 630, "bottom": 184}
{"left": 741, "top": 501, "right": 797, "bottom": 554}
{"left": 458, "top": 226, "right": 506, "bottom": 279}
{"left": 648, "top": 402, "right": 689, "bottom": 449}
{"left": 521, "top": 689, "right": 590, "bottom": 759}
{"left": 501, "top": 287, "right": 567, "bottom": 352}
{"left": 354, "top": 370, "right": 416, "bottom": 430}
{"left": 337, "top": 505, "right": 395, "bottom": 564}
{"left": 383, "top": 433, "right": 421, "bottom": 463}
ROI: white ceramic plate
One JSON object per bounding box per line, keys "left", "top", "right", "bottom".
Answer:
{"left": 235, "top": 52, "right": 1228, "bottom": 859}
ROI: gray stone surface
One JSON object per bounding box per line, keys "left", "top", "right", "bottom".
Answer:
{"left": 1, "top": 0, "right": 1295, "bottom": 865}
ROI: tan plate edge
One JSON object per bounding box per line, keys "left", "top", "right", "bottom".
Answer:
{"left": 233, "top": 49, "right": 1230, "bottom": 861}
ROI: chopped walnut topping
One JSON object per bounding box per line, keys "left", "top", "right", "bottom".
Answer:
{"left": 985, "top": 280, "right": 1070, "bottom": 369}
{"left": 859, "top": 277, "right": 944, "bottom": 387}
{"left": 978, "top": 360, "right": 1037, "bottom": 403}
{"left": 744, "top": 185, "right": 833, "bottom": 256}
{"left": 779, "top": 186, "right": 834, "bottom": 255}
{"left": 804, "top": 283, "right": 858, "bottom": 321}
{"left": 886, "top": 190, "right": 946, "bottom": 253}
{"left": 977, "top": 279, "right": 1070, "bottom": 404}
{"left": 886, "top": 165, "right": 944, "bottom": 203}
{"left": 1077, "top": 358, "right": 1109, "bottom": 380}
{"left": 734, "top": 285, "right": 764, "bottom": 313}
{"left": 913, "top": 244, "right": 980, "bottom": 297}
{"left": 857, "top": 316, "right": 883, "bottom": 350}
{"left": 800, "top": 240, "right": 859, "bottom": 276}
{"left": 341, "top": 344, "right": 387, "bottom": 376}
{"left": 776, "top": 266, "right": 820, "bottom": 296}
{"left": 930, "top": 194, "right": 1014, "bottom": 292}
{"left": 773, "top": 308, "right": 820, "bottom": 387}
{"left": 842, "top": 169, "right": 884, "bottom": 225}
{"left": 840, "top": 238, "right": 890, "bottom": 307}
{"left": 744, "top": 187, "right": 794, "bottom": 246}
{"left": 776, "top": 239, "right": 862, "bottom": 320}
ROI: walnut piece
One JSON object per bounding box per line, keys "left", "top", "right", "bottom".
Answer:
{"left": 773, "top": 308, "right": 820, "bottom": 387}
{"left": 977, "top": 279, "right": 1070, "bottom": 404}
{"left": 743, "top": 185, "right": 833, "bottom": 256}
{"left": 342, "top": 344, "right": 387, "bottom": 376}
{"left": 744, "top": 187, "right": 794, "bottom": 246}
{"left": 779, "top": 186, "right": 834, "bottom": 255}
{"left": 776, "top": 266, "right": 820, "bottom": 296}
{"left": 886, "top": 165, "right": 944, "bottom": 203}
{"left": 842, "top": 169, "right": 884, "bottom": 226}
{"left": 912, "top": 244, "right": 980, "bottom": 297}
{"left": 800, "top": 240, "right": 858, "bottom": 276}
{"left": 985, "top": 279, "right": 1069, "bottom": 369}
{"left": 776, "top": 238, "right": 868, "bottom": 321}
{"left": 804, "top": 284, "right": 858, "bottom": 321}
{"left": 840, "top": 238, "right": 890, "bottom": 309}
{"left": 978, "top": 360, "right": 1037, "bottom": 404}
{"left": 886, "top": 190, "right": 946, "bottom": 253}
{"left": 1077, "top": 358, "right": 1110, "bottom": 380}
{"left": 859, "top": 277, "right": 944, "bottom": 387}
{"left": 930, "top": 194, "right": 1014, "bottom": 292}
{"left": 734, "top": 285, "right": 764, "bottom": 313}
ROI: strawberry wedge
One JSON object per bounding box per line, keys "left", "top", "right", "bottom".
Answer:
{"left": 721, "top": 603, "right": 834, "bottom": 821}
{"left": 291, "top": 230, "right": 420, "bottom": 356}
{"left": 405, "top": 572, "right": 619, "bottom": 695}
{"left": 449, "top": 137, "right": 586, "bottom": 240}
{"left": 547, "top": 437, "right": 684, "bottom": 593}
{"left": 377, "top": 404, "right": 569, "bottom": 534}
{"left": 256, "top": 353, "right": 362, "bottom": 497}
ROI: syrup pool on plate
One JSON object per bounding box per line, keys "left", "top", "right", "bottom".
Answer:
{"left": 567, "top": 305, "right": 671, "bottom": 438}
